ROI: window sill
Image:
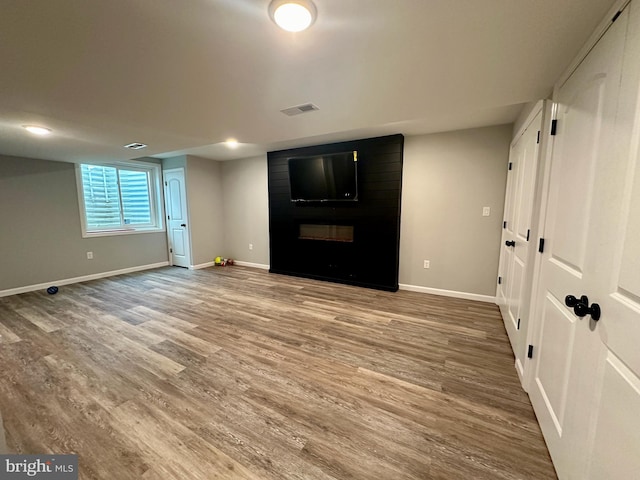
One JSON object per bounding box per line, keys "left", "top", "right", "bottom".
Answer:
{"left": 82, "top": 227, "right": 165, "bottom": 239}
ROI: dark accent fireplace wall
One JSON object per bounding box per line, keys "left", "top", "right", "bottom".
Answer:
{"left": 267, "top": 134, "right": 403, "bottom": 291}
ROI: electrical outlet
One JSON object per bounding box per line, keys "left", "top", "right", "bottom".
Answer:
{"left": 87, "top": 251, "right": 93, "bottom": 260}
{"left": 249, "top": 243, "right": 253, "bottom": 250}
{"left": 483, "top": 206, "right": 491, "bottom": 216}
{"left": 423, "top": 260, "right": 430, "bottom": 269}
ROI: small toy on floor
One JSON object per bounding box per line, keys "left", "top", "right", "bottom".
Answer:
{"left": 214, "top": 256, "right": 234, "bottom": 266}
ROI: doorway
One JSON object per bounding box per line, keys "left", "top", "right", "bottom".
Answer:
{"left": 163, "top": 168, "right": 191, "bottom": 268}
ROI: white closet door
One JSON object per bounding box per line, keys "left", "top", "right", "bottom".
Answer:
{"left": 579, "top": 1, "right": 640, "bottom": 477}
{"left": 498, "top": 109, "right": 542, "bottom": 378}
{"left": 528, "top": 5, "right": 640, "bottom": 479}
{"left": 497, "top": 143, "right": 517, "bottom": 314}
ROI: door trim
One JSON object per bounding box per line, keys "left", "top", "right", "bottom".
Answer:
{"left": 512, "top": 100, "right": 545, "bottom": 146}
{"left": 555, "top": 0, "right": 631, "bottom": 89}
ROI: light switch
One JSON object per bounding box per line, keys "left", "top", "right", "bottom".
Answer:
{"left": 483, "top": 207, "right": 491, "bottom": 217}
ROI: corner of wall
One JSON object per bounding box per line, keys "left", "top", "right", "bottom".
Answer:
{"left": 220, "top": 155, "right": 270, "bottom": 265}
{"left": 399, "top": 125, "right": 512, "bottom": 297}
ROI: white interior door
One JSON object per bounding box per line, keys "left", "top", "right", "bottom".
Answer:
{"left": 163, "top": 168, "right": 191, "bottom": 268}
{"left": 579, "top": 1, "right": 640, "bottom": 476}
{"left": 497, "top": 145, "right": 517, "bottom": 310}
{"left": 528, "top": 6, "right": 640, "bottom": 479}
{"left": 498, "top": 109, "right": 542, "bottom": 378}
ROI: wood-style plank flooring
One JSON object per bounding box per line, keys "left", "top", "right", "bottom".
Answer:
{"left": 0, "top": 266, "right": 557, "bottom": 479}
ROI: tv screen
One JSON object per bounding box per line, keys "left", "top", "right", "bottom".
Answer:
{"left": 288, "top": 151, "right": 358, "bottom": 202}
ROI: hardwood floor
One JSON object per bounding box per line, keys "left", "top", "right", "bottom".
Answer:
{"left": 0, "top": 266, "right": 557, "bottom": 479}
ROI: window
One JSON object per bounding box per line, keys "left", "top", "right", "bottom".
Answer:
{"left": 76, "top": 161, "right": 164, "bottom": 237}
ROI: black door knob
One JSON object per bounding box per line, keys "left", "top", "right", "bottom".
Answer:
{"left": 565, "top": 295, "right": 601, "bottom": 321}
{"left": 505, "top": 240, "right": 516, "bottom": 247}
{"left": 565, "top": 295, "right": 588, "bottom": 308}
{"left": 575, "top": 301, "right": 601, "bottom": 321}
{"left": 574, "top": 302, "right": 590, "bottom": 317}
{"left": 181, "top": 223, "right": 187, "bottom": 227}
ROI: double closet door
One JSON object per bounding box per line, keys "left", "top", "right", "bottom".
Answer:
{"left": 528, "top": 2, "right": 640, "bottom": 478}
{"left": 497, "top": 106, "right": 544, "bottom": 381}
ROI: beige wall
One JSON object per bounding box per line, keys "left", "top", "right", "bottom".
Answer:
{"left": 1, "top": 125, "right": 509, "bottom": 295}
{"left": 399, "top": 125, "right": 511, "bottom": 296}
{"left": 0, "top": 155, "right": 168, "bottom": 292}
{"left": 162, "top": 155, "right": 225, "bottom": 267}
{"left": 185, "top": 156, "right": 225, "bottom": 266}
{"left": 162, "top": 155, "right": 187, "bottom": 171}
{"left": 221, "top": 156, "right": 269, "bottom": 266}
{"left": 215, "top": 126, "right": 510, "bottom": 297}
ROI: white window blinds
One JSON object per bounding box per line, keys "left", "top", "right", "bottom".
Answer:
{"left": 78, "top": 162, "right": 162, "bottom": 236}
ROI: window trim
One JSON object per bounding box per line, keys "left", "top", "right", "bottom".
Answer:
{"left": 75, "top": 160, "right": 165, "bottom": 238}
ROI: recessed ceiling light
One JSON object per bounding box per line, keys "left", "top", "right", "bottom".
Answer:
{"left": 225, "top": 139, "right": 239, "bottom": 149}
{"left": 269, "top": 0, "right": 317, "bottom": 32}
{"left": 23, "top": 125, "right": 52, "bottom": 136}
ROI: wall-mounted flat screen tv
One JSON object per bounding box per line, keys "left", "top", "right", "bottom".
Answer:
{"left": 288, "top": 151, "right": 358, "bottom": 202}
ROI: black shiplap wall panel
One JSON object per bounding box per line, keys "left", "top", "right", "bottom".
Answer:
{"left": 267, "top": 134, "right": 403, "bottom": 291}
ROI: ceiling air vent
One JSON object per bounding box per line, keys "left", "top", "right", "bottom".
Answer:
{"left": 280, "top": 103, "right": 319, "bottom": 116}
{"left": 124, "top": 142, "right": 147, "bottom": 150}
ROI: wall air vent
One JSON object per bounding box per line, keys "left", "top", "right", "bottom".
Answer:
{"left": 280, "top": 103, "right": 319, "bottom": 116}
{"left": 124, "top": 142, "right": 147, "bottom": 150}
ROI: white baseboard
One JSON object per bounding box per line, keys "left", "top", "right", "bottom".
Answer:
{"left": 515, "top": 358, "right": 527, "bottom": 391}
{"left": 0, "top": 261, "right": 169, "bottom": 298}
{"left": 190, "top": 260, "right": 269, "bottom": 270}
{"left": 233, "top": 261, "right": 270, "bottom": 270}
{"left": 190, "top": 261, "right": 216, "bottom": 270}
{"left": 398, "top": 283, "right": 496, "bottom": 303}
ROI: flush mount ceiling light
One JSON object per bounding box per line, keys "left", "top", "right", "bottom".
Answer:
{"left": 269, "top": 0, "right": 317, "bottom": 32}
{"left": 124, "top": 142, "right": 147, "bottom": 150}
{"left": 225, "top": 139, "right": 239, "bottom": 148}
{"left": 23, "top": 125, "right": 52, "bottom": 136}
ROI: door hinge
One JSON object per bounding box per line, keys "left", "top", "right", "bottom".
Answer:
{"left": 526, "top": 229, "right": 530, "bottom": 241}
{"left": 167, "top": 215, "right": 170, "bottom": 220}
{"left": 508, "top": 162, "right": 513, "bottom": 170}
{"left": 536, "top": 131, "right": 540, "bottom": 144}
{"left": 517, "top": 318, "right": 521, "bottom": 330}
{"left": 527, "top": 344, "right": 534, "bottom": 359}
{"left": 503, "top": 221, "right": 507, "bottom": 229}
{"left": 550, "top": 119, "right": 558, "bottom": 136}
{"left": 538, "top": 237, "right": 545, "bottom": 253}
{"left": 498, "top": 276, "right": 502, "bottom": 285}
{"left": 612, "top": 10, "right": 622, "bottom": 23}
{"left": 164, "top": 181, "right": 168, "bottom": 186}
{"left": 170, "top": 248, "right": 173, "bottom": 253}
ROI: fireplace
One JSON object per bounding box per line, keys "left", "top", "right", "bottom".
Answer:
{"left": 268, "top": 134, "right": 403, "bottom": 291}
{"left": 299, "top": 224, "right": 354, "bottom": 242}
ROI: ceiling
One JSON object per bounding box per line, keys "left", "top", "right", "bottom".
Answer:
{"left": 0, "top": 0, "right": 618, "bottom": 163}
